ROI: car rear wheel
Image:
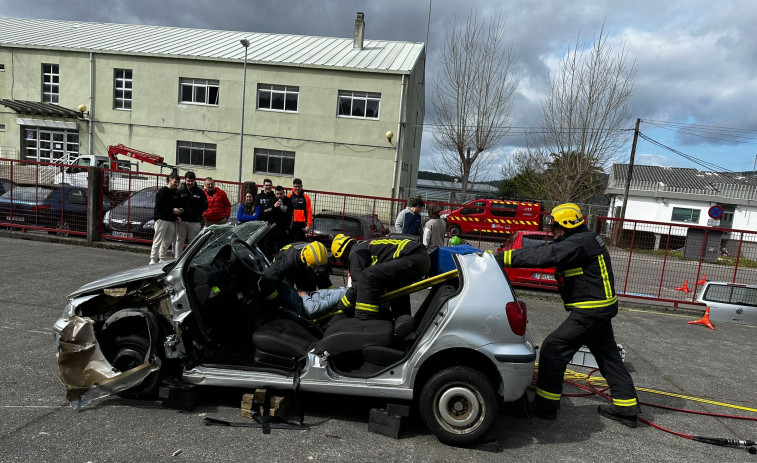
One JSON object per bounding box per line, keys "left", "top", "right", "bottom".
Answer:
{"left": 419, "top": 366, "right": 497, "bottom": 446}
{"left": 108, "top": 334, "right": 162, "bottom": 399}
{"left": 448, "top": 224, "right": 462, "bottom": 237}
{"left": 47, "top": 219, "right": 71, "bottom": 237}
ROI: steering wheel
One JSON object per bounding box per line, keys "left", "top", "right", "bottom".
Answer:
{"left": 230, "top": 238, "right": 262, "bottom": 274}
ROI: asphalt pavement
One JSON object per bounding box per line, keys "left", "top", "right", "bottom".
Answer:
{"left": 0, "top": 235, "right": 755, "bottom": 462}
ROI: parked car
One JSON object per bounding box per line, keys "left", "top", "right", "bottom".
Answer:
{"left": 0, "top": 184, "right": 112, "bottom": 236}
{"left": 102, "top": 186, "right": 157, "bottom": 240}
{"left": 0, "top": 177, "right": 18, "bottom": 196}
{"left": 53, "top": 221, "right": 536, "bottom": 446}
{"left": 696, "top": 281, "right": 757, "bottom": 326}
{"left": 306, "top": 211, "right": 390, "bottom": 254}
{"left": 497, "top": 230, "right": 557, "bottom": 290}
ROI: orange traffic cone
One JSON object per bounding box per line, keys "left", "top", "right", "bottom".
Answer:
{"left": 688, "top": 306, "right": 715, "bottom": 330}
{"left": 696, "top": 274, "right": 707, "bottom": 286}
{"left": 674, "top": 279, "right": 692, "bottom": 293}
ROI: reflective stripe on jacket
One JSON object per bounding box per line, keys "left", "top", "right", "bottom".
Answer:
{"left": 497, "top": 225, "right": 618, "bottom": 317}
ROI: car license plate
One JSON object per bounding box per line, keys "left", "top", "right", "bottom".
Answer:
{"left": 5, "top": 216, "right": 24, "bottom": 223}
{"left": 534, "top": 272, "right": 555, "bottom": 281}
{"left": 112, "top": 231, "right": 133, "bottom": 238}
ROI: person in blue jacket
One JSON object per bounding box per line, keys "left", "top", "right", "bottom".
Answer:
{"left": 237, "top": 191, "right": 260, "bottom": 223}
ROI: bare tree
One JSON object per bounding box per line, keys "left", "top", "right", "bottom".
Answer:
{"left": 430, "top": 11, "right": 518, "bottom": 194}
{"left": 509, "top": 25, "right": 636, "bottom": 203}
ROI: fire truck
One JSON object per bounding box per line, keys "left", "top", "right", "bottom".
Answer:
{"left": 440, "top": 198, "right": 544, "bottom": 238}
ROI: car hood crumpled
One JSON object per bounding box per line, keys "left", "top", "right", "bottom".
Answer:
{"left": 57, "top": 316, "right": 160, "bottom": 409}
{"left": 68, "top": 263, "right": 169, "bottom": 298}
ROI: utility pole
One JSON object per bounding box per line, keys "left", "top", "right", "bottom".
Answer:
{"left": 620, "top": 118, "right": 641, "bottom": 220}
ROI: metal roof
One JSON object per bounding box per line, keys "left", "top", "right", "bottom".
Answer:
{"left": 0, "top": 99, "right": 82, "bottom": 118}
{"left": 608, "top": 164, "right": 757, "bottom": 200}
{"left": 0, "top": 17, "right": 424, "bottom": 74}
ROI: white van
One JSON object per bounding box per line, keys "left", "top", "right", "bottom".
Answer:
{"left": 697, "top": 282, "right": 757, "bottom": 326}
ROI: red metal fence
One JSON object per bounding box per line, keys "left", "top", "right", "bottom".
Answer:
{"left": 598, "top": 217, "right": 757, "bottom": 307}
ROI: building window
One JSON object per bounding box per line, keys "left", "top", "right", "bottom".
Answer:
{"left": 671, "top": 207, "right": 700, "bottom": 223}
{"left": 337, "top": 90, "right": 380, "bottom": 119}
{"left": 42, "top": 64, "right": 59, "bottom": 104}
{"left": 257, "top": 84, "right": 298, "bottom": 112}
{"left": 23, "top": 127, "right": 78, "bottom": 162}
{"left": 0, "top": 124, "right": 5, "bottom": 131}
{"left": 0, "top": 64, "right": 5, "bottom": 71}
{"left": 177, "top": 141, "right": 216, "bottom": 167}
{"left": 253, "top": 148, "right": 295, "bottom": 176}
{"left": 114, "top": 69, "right": 133, "bottom": 110}
{"left": 179, "top": 78, "right": 219, "bottom": 105}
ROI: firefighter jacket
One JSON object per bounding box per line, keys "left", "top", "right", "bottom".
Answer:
{"left": 496, "top": 225, "right": 618, "bottom": 318}
{"left": 339, "top": 238, "right": 426, "bottom": 310}
{"left": 258, "top": 242, "right": 331, "bottom": 301}
{"left": 288, "top": 192, "right": 313, "bottom": 227}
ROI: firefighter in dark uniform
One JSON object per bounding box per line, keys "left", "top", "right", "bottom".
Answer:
{"left": 496, "top": 203, "right": 641, "bottom": 427}
{"left": 258, "top": 241, "right": 331, "bottom": 315}
{"left": 331, "top": 234, "right": 431, "bottom": 320}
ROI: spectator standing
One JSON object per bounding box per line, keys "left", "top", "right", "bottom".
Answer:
{"left": 262, "top": 185, "right": 294, "bottom": 259}
{"left": 174, "top": 171, "right": 208, "bottom": 258}
{"left": 423, "top": 203, "right": 446, "bottom": 251}
{"left": 237, "top": 191, "right": 258, "bottom": 223}
{"left": 150, "top": 173, "right": 182, "bottom": 264}
{"left": 400, "top": 198, "right": 424, "bottom": 237}
{"left": 288, "top": 178, "right": 313, "bottom": 242}
{"left": 202, "top": 178, "right": 231, "bottom": 226}
{"left": 394, "top": 204, "right": 411, "bottom": 233}
{"left": 253, "top": 178, "right": 277, "bottom": 223}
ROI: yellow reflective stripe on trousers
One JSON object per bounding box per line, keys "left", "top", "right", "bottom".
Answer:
{"left": 598, "top": 254, "right": 612, "bottom": 299}
{"left": 565, "top": 296, "right": 618, "bottom": 309}
{"left": 265, "top": 290, "right": 278, "bottom": 301}
{"left": 535, "top": 388, "right": 561, "bottom": 401}
{"left": 613, "top": 397, "right": 638, "bottom": 407}
{"left": 563, "top": 267, "right": 583, "bottom": 277}
{"left": 340, "top": 295, "right": 353, "bottom": 308}
{"left": 356, "top": 302, "right": 379, "bottom": 312}
{"left": 501, "top": 250, "right": 513, "bottom": 267}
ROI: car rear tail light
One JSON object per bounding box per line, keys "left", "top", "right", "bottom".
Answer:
{"left": 505, "top": 301, "right": 527, "bottom": 336}
{"left": 32, "top": 205, "right": 51, "bottom": 212}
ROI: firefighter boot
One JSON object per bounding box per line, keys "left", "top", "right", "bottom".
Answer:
{"left": 531, "top": 401, "right": 557, "bottom": 420}
{"left": 598, "top": 404, "right": 638, "bottom": 428}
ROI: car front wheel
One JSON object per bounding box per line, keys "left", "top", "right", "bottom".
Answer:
{"left": 448, "top": 224, "right": 462, "bottom": 237}
{"left": 419, "top": 366, "right": 498, "bottom": 446}
{"left": 108, "top": 334, "right": 162, "bottom": 399}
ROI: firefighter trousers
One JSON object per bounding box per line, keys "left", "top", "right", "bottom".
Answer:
{"left": 534, "top": 309, "right": 640, "bottom": 416}
{"left": 355, "top": 249, "right": 431, "bottom": 320}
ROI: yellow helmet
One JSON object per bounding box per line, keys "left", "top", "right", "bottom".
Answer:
{"left": 331, "top": 234, "right": 355, "bottom": 260}
{"left": 551, "top": 203, "right": 584, "bottom": 229}
{"left": 300, "top": 241, "right": 328, "bottom": 267}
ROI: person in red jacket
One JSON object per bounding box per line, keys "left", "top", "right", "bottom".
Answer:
{"left": 202, "top": 177, "right": 231, "bottom": 226}
{"left": 288, "top": 178, "right": 312, "bottom": 242}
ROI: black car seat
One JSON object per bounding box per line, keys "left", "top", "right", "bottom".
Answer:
{"left": 252, "top": 319, "right": 319, "bottom": 370}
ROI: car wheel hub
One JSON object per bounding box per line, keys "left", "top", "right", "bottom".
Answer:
{"left": 113, "top": 347, "right": 145, "bottom": 371}
{"left": 438, "top": 386, "right": 480, "bottom": 428}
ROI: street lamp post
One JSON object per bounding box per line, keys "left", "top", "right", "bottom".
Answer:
{"left": 238, "top": 39, "right": 250, "bottom": 185}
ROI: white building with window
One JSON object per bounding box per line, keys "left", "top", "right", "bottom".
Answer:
{"left": 0, "top": 15, "right": 425, "bottom": 199}
{"left": 606, "top": 164, "right": 757, "bottom": 253}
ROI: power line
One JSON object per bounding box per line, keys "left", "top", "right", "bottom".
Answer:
{"left": 638, "top": 132, "right": 734, "bottom": 172}
{"left": 643, "top": 120, "right": 757, "bottom": 145}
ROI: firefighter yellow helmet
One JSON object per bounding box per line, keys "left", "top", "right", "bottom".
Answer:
{"left": 300, "top": 241, "right": 328, "bottom": 267}
{"left": 331, "top": 234, "right": 355, "bottom": 260}
{"left": 550, "top": 203, "right": 584, "bottom": 229}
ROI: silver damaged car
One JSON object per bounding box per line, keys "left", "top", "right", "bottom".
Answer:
{"left": 54, "top": 221, "right": 536, "bottom": 446}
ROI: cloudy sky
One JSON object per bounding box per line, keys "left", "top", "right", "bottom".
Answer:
{"left": 2, "top": 0, "right": 756, "bottom": 177}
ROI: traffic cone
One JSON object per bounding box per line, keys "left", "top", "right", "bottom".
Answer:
{"left": 674, "top": 279, "right": 692, "bottom": 293}
{"left": 688, "top": 306, "right": 715, "bottom": 330}
{"left": 696, "top": 274, "right": 707, "bottom": 286}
